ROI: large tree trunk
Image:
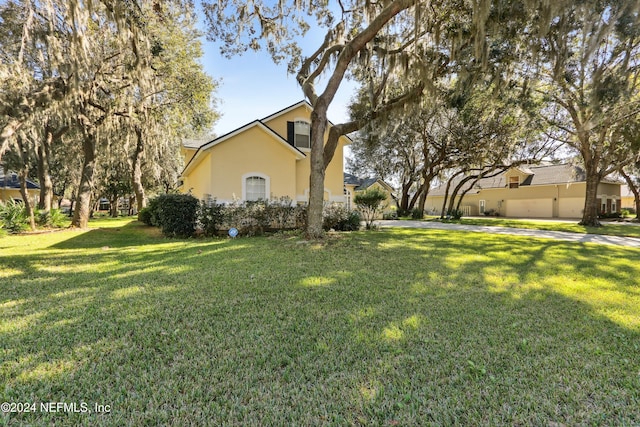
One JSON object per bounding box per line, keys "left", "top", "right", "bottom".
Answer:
{"left": 447, "top": 175, "right": 475, "bottom": 216}
{"left": 399, "top": 180, "right": 412, "bottom": 212}
{"left": 416, "top": 170, "right": 437, "bottom": 214}
{"left": 307, "top": 105, "right": 329, "bottom": 239}
{"left": 580, "top": 167, "right": 602, "bottom": 227}
{"left": 109, "top": 195, "right": 119, "bottom": 217}
{"left": 37, "top": 128, "right": 54, "bottom": 213}
{"left": 417, "top": 187, "right": 429, "bottom": 214}
{"left": 71, "top": 134, "right": 97, "bottom": 228}
{"left": 18, "top": 169, "right": 36, "bottom": 231}
{"left": 132, "top": 127, "right": 146, "bottom": 218}
{"left": 440, "top": 170, "right": 465, "bottom": 218}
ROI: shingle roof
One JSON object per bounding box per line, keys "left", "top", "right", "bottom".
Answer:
{"left": 344, "top": 172, "right": 361, "bottom": 186}
{"left": 182, "top": 138, "right": 211, "bottom": 149}
{"left": 429, "top": 164, "right": 598, "bottom": 196}
{"left": 344, "top": 173, "right": 393, "bottom": 191}
{"left": 0, "top": 168, "right": 40, "bottom": 190}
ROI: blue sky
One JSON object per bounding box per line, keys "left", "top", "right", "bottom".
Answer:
{"left": 196, "top": 20, "right": 358, "bottom": 136}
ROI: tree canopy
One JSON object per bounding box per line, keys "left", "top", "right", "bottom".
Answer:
{"left": 203, "top": 0, "right": 640, "bottom": 231}
{"left": 0, "top": 0, "right": 218, "bottom": 228}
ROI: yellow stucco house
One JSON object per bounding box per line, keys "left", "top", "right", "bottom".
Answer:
{"left": 425, "top": 164, "right": 622, "bottom": 218}
{"left": 621, "top": 185, "right": 636, "bottom": 211}
{"left": 180, "top": 101, "right": 351, "bottom": 205}
{"left": 343, "top": 172, "right": 396, "bottom": 215}
{"left": 0, "top": 167, "right": 40, "bottom": 205}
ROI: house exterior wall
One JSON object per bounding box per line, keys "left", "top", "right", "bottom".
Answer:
{"left": 425, "top": 182, "right": 621, "bottom": 218}
{"left": 182, "top": 102, "right": 349, "bottom": 205}
{"left": 192, "top": 127, "right": 298, "bottom": 203}
{"left": 0, "top": 188, "right": 39, "bottom": 205}
{"left": 621, "top": 196, "right": 635, "bottom": 209}
{"left": 182, "top": 152, "right": 213, "bottom": 200}
{"left": 264, "top": 105, "right": 347, "bottom": 203}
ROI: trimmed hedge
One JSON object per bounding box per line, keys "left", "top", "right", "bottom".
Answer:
{"left": 323, "top": 203, "right": 361, "bottom": 231}
{"left": 142, "top": 195, "right": 364, "bottom": 237}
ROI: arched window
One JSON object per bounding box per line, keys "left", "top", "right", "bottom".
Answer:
{"left": 245, "top": 176, "right": 266, "bottom": 201}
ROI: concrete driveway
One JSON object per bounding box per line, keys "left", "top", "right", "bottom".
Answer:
{"left": 375, "top": 220, "right": 640, "bottom": 248}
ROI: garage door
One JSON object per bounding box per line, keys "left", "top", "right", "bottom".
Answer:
{"left": 558, "top": 198, "right": 584, "bottom": 218}
{"left": 506, "top": 199, "right": 553, "bottom": 218}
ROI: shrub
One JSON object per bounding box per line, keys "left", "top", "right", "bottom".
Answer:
{"left": 0, "top": 200, "right": 29, "bottom": 233}
{"left": 199, "top": 200, "right": 225, "bottom": 237}
{"left": 138, "top": 207, "right": 152, "bottom": 225}
{"left": 36, "top": 209, "right": 68, "bottom": 228}
{"left": 270, "top": 196, "right": 296, "bottom": 230}
{"left": 222, "top": 200, "right": 262, "bottom": 236}
{"left": 598, "top": 212, "right": 621, "bottom": 219}
{"left": 323, "top": 203, "right": 360, "bottom": 231}
{"left": 155, "top": 194, "right": 199, "bottom": 238}
{"left": 411, "top": 208, "right": 423, "bottom": 219}
{"left": 339, "top": 210, "right": 362, "bottom": 231}
{"left": 383, "top": 211, "right": 398, "bottom": 220}
{"left": 620, "top": 209, "right": 631, "bottom": 218}
{"left": 323, "top": 203, "right": 347, "bottom": 231}
{"left": 447, "top": 209, "right": 464, "bottom": 220}
{"left": 396, "top": 208, "right": 411, "bottom": 218}
{"left": 294, "top": 204, "right": 308, "bottom": 230}
{"left": 139, "top": 197, "right": 161, "bottom": 226}
{"left": 354, "top": 187, "right": 388, "bottom": 230}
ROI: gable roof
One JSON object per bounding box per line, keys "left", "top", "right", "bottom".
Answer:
{"left": 182, "top": 138, "right": 210, "bottom": 149}
{"left": 429, "top": 164, "right": 617, "bottom": 196}
{"left": 344, "top": 173, "right": 394, "bottom": 192}
{"left": 182, "top": 120, "right": 306, "bottom": 176}
{"left": 260, "top": 100, "right": 313, "bottom": 123}
{"left": 0, "top": 168, "right": 40, "bottom": 190}
{"left": 260, "top": 100, "right": 354, "bottom": 144}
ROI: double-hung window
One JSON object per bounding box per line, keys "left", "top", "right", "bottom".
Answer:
{"left": 294, "top": 121, "right": 310, "bottom": 149}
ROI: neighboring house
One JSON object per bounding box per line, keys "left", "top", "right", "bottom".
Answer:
{"left": 0, "top": 167, "right": 40, "bottom": 205}
{"left": 425, "top": 164, "right": 622, "bottom": 218}
{"left": 620, "top": 184, "right": 637, "bottom": 211}
{"left": 344, "top": 172, "right": 395, "bottom": 214}
{"left": 180, "top": 101, "right": 351, "bottom": 205}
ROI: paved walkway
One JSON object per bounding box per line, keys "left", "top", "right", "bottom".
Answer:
{"left": 376, "top": 220, "right": 640, "bottom": 248}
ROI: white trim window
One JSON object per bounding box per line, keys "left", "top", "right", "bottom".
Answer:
{"left": 245, "top": 176, "right": 266, "bottom": 201}
{"left": 479, "top": 200, "right": 486, "bottom": 215}
{"left": 242, "top": 173, "right": 270, "bottom": 201}
{"left": 294, "top": 120, "right": 310, "bottom": 149}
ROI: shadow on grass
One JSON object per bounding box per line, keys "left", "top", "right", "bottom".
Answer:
{"left": 1, "top": 227, "right": 639, "bottom": 425}
{"left": 51, "top": 220, "right": 164, "bottom": 249}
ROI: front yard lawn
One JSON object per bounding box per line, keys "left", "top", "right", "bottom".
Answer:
{"left": 1, "top": 218, "right": 639, "bottom": 425}
{"left": 436, "top": 216, "right": 640, "bottom": 238}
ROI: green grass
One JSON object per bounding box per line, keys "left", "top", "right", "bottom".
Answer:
{"left": 429, "top": 216, "right": 640, "bottom": 238}
{"left": 1, "top": 218, "right": 639, "bottom": 425}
